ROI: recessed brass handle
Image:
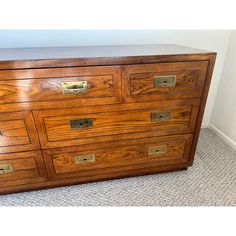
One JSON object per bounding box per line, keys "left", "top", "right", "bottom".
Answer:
{"left": 61, "top": 81, "right": 88, "bottom": 94}
{"left": 153, "top": 75, "right": 176, "bottom": 88}
{"left": 148, "top": 146, "right": 167, "bottom": 155}
{"left": 151, "top": 112, "right": 171, "bottom": 122}
{"left": 75, "top": 154, "right": 96, "bottom": 164}
{"left": 69, "top": 118, "right": 94, "bottom": 129}
{"left": 0, "top": 164, "right": 14, "bottom": 174}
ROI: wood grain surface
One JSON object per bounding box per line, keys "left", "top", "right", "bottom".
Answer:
{"left": 0, "top": 111, "right": 40, "bottom": 153}
{"left": 0, "top": 66, "right": 122, "bottom": 107}
{"left": 0, "top": 44, "right": 213, "bottom": 70}
{"left": 43, "top": 134, "right": 192, "bottom": 180}
{"left": 123, "top": 61, "right": 208, "bottom": 102}
{"left": 0, "top": 150, "right": 47, "bottom": 188}
{"left": 33, "top": 99, "right": 199, "bottom": 149}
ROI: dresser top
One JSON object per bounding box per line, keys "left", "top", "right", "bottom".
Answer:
{"left": 0, "top": 44, "right": 213, "bottom": 60}
{"left": 0, "top": 44, "right": 216, "bottom": 69}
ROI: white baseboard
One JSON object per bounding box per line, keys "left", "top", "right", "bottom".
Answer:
{"left": 201, "top": 123, "right": 208, "bottom": 128}
{"left": 208, "top": 123, "right": 236, "bottom": 150}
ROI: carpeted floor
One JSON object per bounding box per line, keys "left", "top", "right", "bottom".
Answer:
{"left": 0, "top": 128, "right": 235, "bottom": 206}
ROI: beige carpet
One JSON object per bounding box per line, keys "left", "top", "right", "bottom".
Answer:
{"left": 0, "top": 128, "right": 235, "bottom": 206}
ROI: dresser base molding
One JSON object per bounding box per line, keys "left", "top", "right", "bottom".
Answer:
{"left": 0, "top": 164, "right": 188, "bottom": 195}
{"left": 0, "top": 44, "right": 216, "bottom": 195}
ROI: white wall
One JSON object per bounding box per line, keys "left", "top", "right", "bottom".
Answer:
{"left": 0, "top": 30, "right": 231, "bottom": 125}
{"left": 210, "top": 31, "right": 236, "bottom": 149}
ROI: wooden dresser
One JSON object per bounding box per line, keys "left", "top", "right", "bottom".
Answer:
{"left": 0, "top": 44, "right": 216, "bottom": 194}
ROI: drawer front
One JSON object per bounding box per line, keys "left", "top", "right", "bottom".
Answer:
{"left": 33, "top": 99, "right": 199, "bottom": 149}
{"left": 0, "top": 150, "right": 47, "bottom": 188}
{"left": 123, "top": 61, "right": 208, "bottom": 102}
{"left": 0, "top": 111, "right": 40, "bottom": 153}
{"left": 43, "top": 134, "right": 193, "bottom": 179}
{"left": 0, "top": 66, "right": 122, "bottom": 107}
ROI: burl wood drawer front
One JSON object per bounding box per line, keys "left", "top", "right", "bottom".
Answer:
{"left": 123, "top": 61, "right": 208, "bottom": 102}
{"left": 0, "top": 111, "right": 40, "bottom": 153}
{"left": 43, "top": 134, "right": 192, "bottom": 180}
{"left": 0, "top": 150, "right": 47, "bottom": 189}
{"left": 0, "top": 66, "right": 121, "bottom": 107}
{"left": 33, "top": 99, "right": 199, "bottom": 149}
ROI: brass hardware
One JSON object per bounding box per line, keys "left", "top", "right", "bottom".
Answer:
{"left": 148, "top": 146, "right": 167, "bottom": 155}
{"left": 0, "top": 164, "right": 14, "bottom": 174}
{"left": 153, "top": 75, "right": 176, "bottom": 88}
{"left": 151, "top": 111, "right": 171, "bottom": 122}
{"left": 69, "top": 118, "right": 94, "bottom": 129}
{"left": 75, "top": 154, "right": 96, "bottom": 164}
{"left": 61, "top": 81, "right": 88, "bottom": 94}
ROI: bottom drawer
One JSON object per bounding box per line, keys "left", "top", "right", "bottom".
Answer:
{"left": 43, "top": 134, "right": 193, "bottom": 180}
{"left": 0, "top": 150, "right": 47, "bottom": 189}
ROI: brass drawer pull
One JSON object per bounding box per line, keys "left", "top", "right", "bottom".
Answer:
{"left": 61, "top": 81, "right": 88, "bottom": 94}
{"left": 69, "top": 118, "right": 94, "bottom": 129}
{"left": 0, "top": 164, "right": 14, "bottom": 174}
{"left": 75, "top": 154, "right": 96, "bottom": 164}
{"left": 149, "top": 146, "right": 167, "bottom": 155}
{"left": 153, "top": 75, "right": 176, "bottom": 88}
{"left": 151, "top": 112, "right": 171, "bottom": 122}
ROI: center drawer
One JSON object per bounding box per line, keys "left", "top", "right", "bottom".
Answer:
{"left": 33, "top": 99, "right": 200, "bottom": 149}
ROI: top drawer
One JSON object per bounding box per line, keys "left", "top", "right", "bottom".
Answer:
{"left": 0, "top": 66, "right": 122, "bottom": 107}
{"left": 123, "top": 61, "right": 208, "bottom": 102}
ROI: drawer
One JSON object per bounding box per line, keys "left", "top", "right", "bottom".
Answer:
{"left": 43, "top": 134, "right": 193, "bottom": 180}
{"left": 0, "top": 150, "right": 47, "bottom": 189}
{"left": 0, "top": 66, "right": 122, "bottom": 107}
{"left": 0, "top": 111, "right": 40, "bottom": 153}
{"left": 123, "top": 61, "right": 208, "bottom": 102}
{"left": 33, "top": 99, "right": 199, "bottom": 149}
